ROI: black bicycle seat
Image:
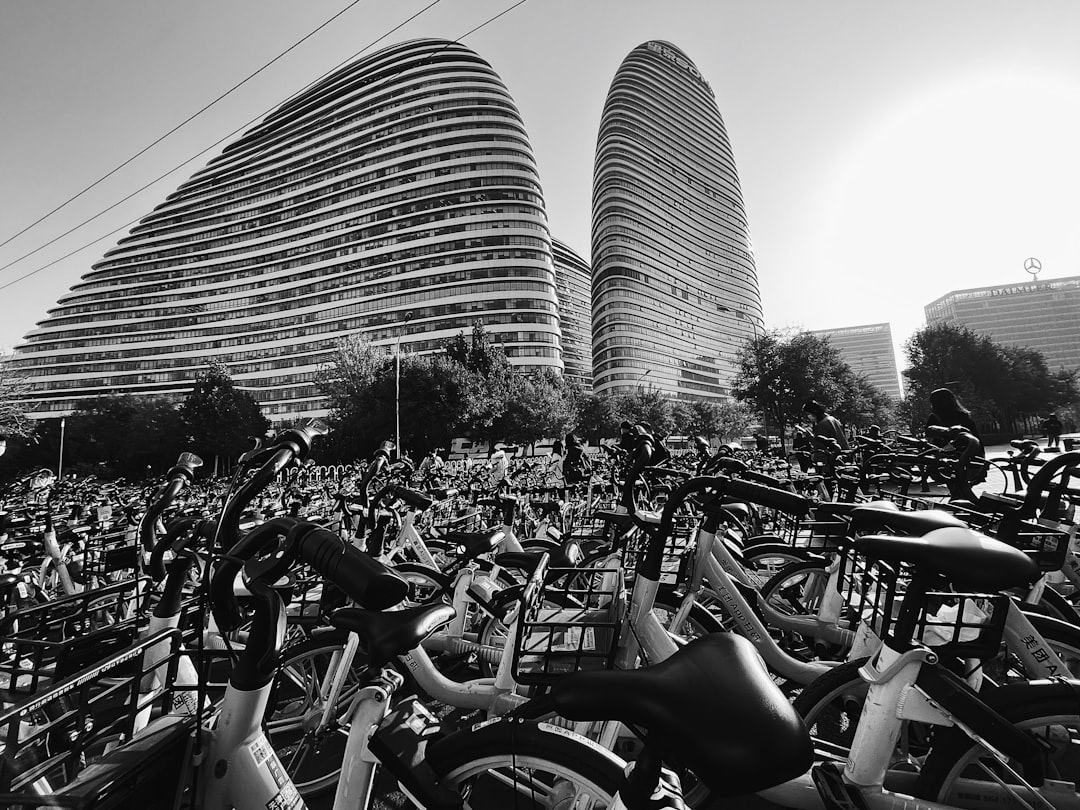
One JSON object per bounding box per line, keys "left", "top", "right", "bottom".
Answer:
{"left": 330, "top": 603, "right": 456, "bottom": 668}
{"left": 854, "top": 527, "right": 1039, "bottom": 591}
{"left": 850, "top": 505, "right": 967, "bottom": 536}
{"left": 551, "top": 633, "right": 812, "bottom": 796}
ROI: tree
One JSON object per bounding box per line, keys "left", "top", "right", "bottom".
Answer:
{"left": 489, "top": 368, "right": 577, "bottom": 448}
{"left": 573, "top": 391, "right": 618, "bottom": 443}
{"left": 0, "top": 354, "right": 34, "bottom": 440}
{"left": 318, "top": 333, "right": 489, "bottom": 461}
{"left": 179, "top": 361, "right": 269, "bottom": 472}
{"left": 732, "top": 331, "right": 861, "bottom": 449}
{"left": 7, "top": 395, "right": 186, "bottom": 479}
{"left": 902, "top": 323, "right": 1078, "bottom": 435}
{"left": 612, "top": 387, "right": 674, "bottom": 437}
{"left": 672, "top": 398, "right": 754, "bottom": 441}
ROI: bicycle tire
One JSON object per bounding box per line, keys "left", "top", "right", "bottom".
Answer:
{"left": 759, "top": 561, "right": 842, "bottom": 660}
{"left": 791, "top": 656, "right": 872, "bottom": 761}
{"left": 264, "top": 629, "right": 370, "bottom": 797}
{"left": 424, "top": 715, "right": 624, "bottom": 808}
{"left": 650, "top": 585, "right": 726, "bottom": 643}
{"left": 915, "top": 680, "right": 1080, "bottom": 808}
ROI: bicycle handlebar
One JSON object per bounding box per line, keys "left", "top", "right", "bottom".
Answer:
{"left": 139, "top": 452, "right": 203, "bottom": 552}
{"left": 637, "top": 475, "right": 810, "bottom": 582}
{"left": 217, "top": 420, "right": 327, "bottom": 553}
{"left": 210, "top": 516, "right": 406, "bottom": 631}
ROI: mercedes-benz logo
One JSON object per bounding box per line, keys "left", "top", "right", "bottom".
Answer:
{"left": 1024, "top": 257, "right": 1042, "bottom": 278}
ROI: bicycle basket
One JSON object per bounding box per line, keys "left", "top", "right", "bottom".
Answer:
{"left": 840, "top": 548, "right": 1009, "bottom": 660}
{"left": 0, "top": 629, "right": 183, "bottom": 797}
{"left": 622, "top": 513, "right": 696, "bottom": 586}
{"left": 994, "top": 517, "right": 1072, "bottom": 573}
{"left": 512, "top": 560, "right": 623, "bottom": 684}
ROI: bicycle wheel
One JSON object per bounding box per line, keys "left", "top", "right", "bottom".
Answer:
{"left": 650, "top": 585, "right": 726, "bottom": 642}
{"left": 916, "top": 680, "right": 1080, "bottom": 809}
{"left": 759, "top": 561, "right": 840, "bottom": 660}
{"left": 264, "top": 629, "right": 369, "bottom": 797}
{"left": 792, "top": 656, "right": 872, "bottom": 762}
{"left": 425, "top": 716, "right": 624, "bottom": 808}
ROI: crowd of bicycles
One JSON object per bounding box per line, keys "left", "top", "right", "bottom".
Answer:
{"left": 0, "top": 418, "right": 1077, "bottom": 810}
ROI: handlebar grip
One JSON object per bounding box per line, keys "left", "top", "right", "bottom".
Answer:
{"left": 298, "top": 528, "right": 407, "bottom": 610}
{"left": 721, "top": 477, "right": 813, "bottom": 517}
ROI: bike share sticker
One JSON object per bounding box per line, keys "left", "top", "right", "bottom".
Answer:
{"left": 265, "top": 754, "right": 306, "bottom": 810}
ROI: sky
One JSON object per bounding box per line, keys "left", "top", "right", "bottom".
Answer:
{"left": 4, "top": 0, "right": 1080, "bottom": 376}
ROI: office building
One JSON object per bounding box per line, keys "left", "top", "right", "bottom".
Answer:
{"left": 591, "top": 40, "right": 762, "bottom": 400}
{"left": 925, "top": 276, "right": 1080, "bottom": 374}
{"left": 14, "top": 38, "right": 560, "bottom": 419}
{"left": 807, "top": 323, "right": 903, "bottom": 400}
{"left": 552, "top": 238, "right": 592, "bottom": 389}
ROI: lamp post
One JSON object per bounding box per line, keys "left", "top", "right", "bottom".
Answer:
{"left": 395, "top": 313, "right": 414, "bottom": 462}
{"left": 57, "top": 417, "right": 66, "bottom": 479}
{"left": 634, "top": 369, "right": 652, "bottom": 391}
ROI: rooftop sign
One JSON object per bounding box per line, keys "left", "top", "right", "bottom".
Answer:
{"left": 646, "top": 42, "right": 714, "bottom": 96}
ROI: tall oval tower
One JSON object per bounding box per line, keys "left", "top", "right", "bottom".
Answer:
{"left": 14, "top": 39, "right": 559, "bottom": 420}
{"left": 591, "top": 41, "right": 761, "bottom": 400}
{"left": 552, "top": 238, "right": 592, "bottom": 390}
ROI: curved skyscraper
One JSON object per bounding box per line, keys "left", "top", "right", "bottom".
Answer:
{"left": 552, "top": 238, "right": 592, "bottom": 389}
{"left": 592, "top": 41, "right": 762, "bottom": 400}
{"left": 14, "top": 38, "right": 559, "bottom": 419}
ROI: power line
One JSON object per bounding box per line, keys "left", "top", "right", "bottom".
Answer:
{"left": 0, "top": 0, "right": 369, "bottom": 254}
{"left": 0, "top": 0, "right": 449, "bottom": 288}
{"left": 0, "top": 0, "right": 531, "bottom": 292}
{"left": 0, "top": 0, "right": 531, "bottom": 294}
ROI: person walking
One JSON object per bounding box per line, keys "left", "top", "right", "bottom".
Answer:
{"left": 1044, "top": 413, "right": 1063, "bottom": 449}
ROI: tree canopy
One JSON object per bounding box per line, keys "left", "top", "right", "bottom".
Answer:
{"left": 731, "top": 330, "right": 896, "bottom": 446}
{"left": 179, "top": 361, "right": 270, "bottom": 469}
{"left": 902, "top": 323, "right": 1078, "bottom": 434}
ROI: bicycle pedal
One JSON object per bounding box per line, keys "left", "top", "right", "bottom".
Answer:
{"left": 811, "top": 763, "right": 869, "bottom": 810}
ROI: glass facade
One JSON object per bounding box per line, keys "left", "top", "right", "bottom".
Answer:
{"left": 13, "top": 38, "right": 561, "bottom": 418}
{"left": 925, "top": 276, "right": 1080, "bottom": 375}
{"left": 591, "top": 40, "right": 762, "bottom": 400}
{"left": 807, "top": 323, "right": 903, "bottom": 400}
{"left": 552, "top": 238, "right": 592, "bottom": 389}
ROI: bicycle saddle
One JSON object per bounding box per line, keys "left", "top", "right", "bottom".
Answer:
{"left": 816, "top": 500, "right": 896, "bottom": 520}
{"left": 494, "top": 541, "right": 581, "bottom": 575}
{"left": 439, "top": 527, "right": 505, "bottom": 559}
{"left": 854, "top": 527, "right": 1039, "bottom": 591}
{"left": 330, "top": 603, "right": 456, "bottom": 668}
{"left": 550, "top": 633, "right": 813, "bottom": 796}
{"left": 849, "top": 505, "right": 967, "bottom": 536}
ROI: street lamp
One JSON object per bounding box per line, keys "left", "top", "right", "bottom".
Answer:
{"left": 634, "top": 369, "right": 652, "bottom": 391}
{"left": 395, "top": 312, "right": 414, "bottom": 462}
{"left": 58, "top": 417, "right": 66, "bottom": 479}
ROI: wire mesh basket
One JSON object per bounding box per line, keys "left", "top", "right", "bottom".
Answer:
{"left": 0, "top": 576, "right": 150, "bottom": 642}
{"left": 80, "top": 527, "right": 141, "bottom": 581}
{"left": 622, "top": 514, "right": 697, "bottom": 586}
{"left": 512, "top": 564, "right": 624, "bottom": 684}
{"left": 0, "top": 629, "right": 184, "bottom": 797}
{"left": 772, "top": 509, "right": 848, "bottom": 551}
{"left": 839, "top": 547, "right": 1009, "bottom": 660}
{"left": 993, "top": 517, "right": 1072, "bottom": 572}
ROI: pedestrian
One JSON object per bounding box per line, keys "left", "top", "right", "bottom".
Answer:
{"left": 802, "top": 400, "right": 849, "bottom": 451}
{"left": 1044, "top": 413, "right": 1063, "bottom": 449}
{"left": 925, "top": 388, "right": 980, "bottom": 440}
